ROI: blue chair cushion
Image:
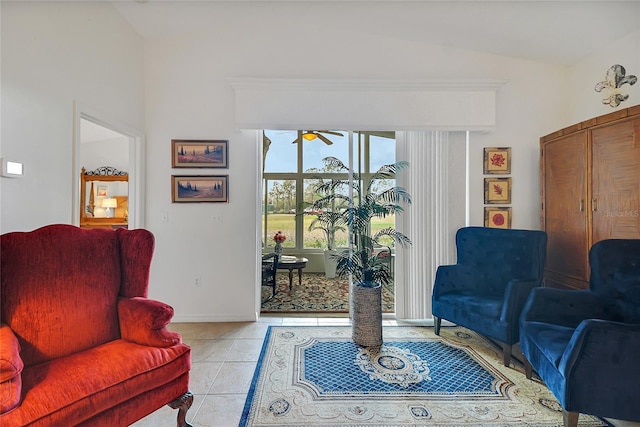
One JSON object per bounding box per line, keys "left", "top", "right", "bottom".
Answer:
{"left": 520, "top": 321, "right": 574, "bottom": 368}
{"left": 437, "top": 292, "right": 502, "bottom": 319}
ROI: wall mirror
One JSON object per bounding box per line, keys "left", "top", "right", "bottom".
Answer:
{"left": 80, "top": 166, "right": 129, "bottom": 229}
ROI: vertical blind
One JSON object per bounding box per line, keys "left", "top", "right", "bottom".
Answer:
{"left": 395, "top": 131, "right": 467, "bottom": 320}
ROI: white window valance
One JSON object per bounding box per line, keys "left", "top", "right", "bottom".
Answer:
{"left": 229, "top": 78, "right": 506, "bottom": 132}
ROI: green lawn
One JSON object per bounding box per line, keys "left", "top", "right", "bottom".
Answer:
{"left": 263, "top": 213, "right": 396, "bottom": 249}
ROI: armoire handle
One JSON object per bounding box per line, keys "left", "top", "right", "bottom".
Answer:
{"left": 592, "top": 199, "right": 598, "bottom": 212}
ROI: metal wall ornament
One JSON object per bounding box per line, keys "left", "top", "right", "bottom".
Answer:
{"left": 594, "top": 64, "right": 637, "bottom": 108}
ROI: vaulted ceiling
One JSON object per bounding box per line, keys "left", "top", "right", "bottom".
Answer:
{"left": 112, "top": 1, "right": 640, "bottom": 66}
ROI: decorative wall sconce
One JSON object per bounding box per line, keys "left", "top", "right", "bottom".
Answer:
{"left": 594, "top": 64, "right": 637, "bottom": 107}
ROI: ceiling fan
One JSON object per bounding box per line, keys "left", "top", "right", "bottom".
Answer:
{"left": 292, "top": 130, "right": 344, "bottom": 145}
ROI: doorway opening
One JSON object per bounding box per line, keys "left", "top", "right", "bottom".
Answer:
{"left": 79, "top": 119, "right": 130, "bottom": 229}
{"left": 260, "top": 130, "right": 397, "bottom": 316}
{"left": 72, "top": 103, "right": 146, "bottom": 229}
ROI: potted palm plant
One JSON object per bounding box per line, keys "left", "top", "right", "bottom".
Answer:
{"left": 311, "top": 156, "right": 412, "bottom": 347}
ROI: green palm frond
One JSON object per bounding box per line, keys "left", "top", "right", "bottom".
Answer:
{"left": 373, "top": 227, "right": 412, "bottom": 248}
{"left": 309, "top": 156, "right": 412, "bottom": 285}
{"left": 366, "top": 161, "right": 409, "bottom": 191}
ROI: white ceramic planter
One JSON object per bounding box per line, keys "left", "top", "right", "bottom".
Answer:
{"left": 323, "top": 249, "right": 338, "bottom": 279}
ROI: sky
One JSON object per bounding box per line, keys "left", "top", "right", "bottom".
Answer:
{"left": 263, "top": 130, "right": 395, "bottom": 174}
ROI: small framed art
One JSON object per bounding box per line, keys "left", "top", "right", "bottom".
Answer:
{"left": 484, "top": 207, "right": 512, "bottom": 229}
{"left": 171, "top": 140, "right": 228, "bottom": 168}
{"left": 171, "top": 175, "right": 229, "bottom": 203}
{"left": 484, "top": 177, "right": 512, "bottom": 204}
{"left": 483, "top": 147, "right": 511, "bottom": 174}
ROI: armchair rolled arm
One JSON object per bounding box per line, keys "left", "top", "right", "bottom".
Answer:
{"left": 118, "top": 297, "right": 182, "bottom": 347}
{"left": 520, "top": 288, "right": 610, "bottom": 328}
{"left": 559, "top": 320, "right": 640, "bottom": 396}
{"left": 432, "top": 264, "right": 478, "bottom": 298}
{"left": 0, "top": 323, "right": 24, "bottom": 414}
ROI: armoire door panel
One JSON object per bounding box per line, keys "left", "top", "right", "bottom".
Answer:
{"left": 541, "top": 105, "right": 640, "bottom": 290}
{"left": 543, "top": 131, "right": 589, "bottom": 281}
{"left": 592, "top": 118, "right": 640, "bottom": 243}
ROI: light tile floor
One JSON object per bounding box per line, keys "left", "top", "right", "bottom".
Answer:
{"left": 131, "top": 315, "right": 362, "bottom": 427}
{"left": 132, "top": 315, "right": 639, "bottom": 427}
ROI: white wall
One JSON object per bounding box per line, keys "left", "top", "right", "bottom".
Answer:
{"left": 141, "top": 6, "right": 570, "bottom": 321}
{"left": 81, "top": 138, "right": 129, "bottom": 173}
{"left": 0, "top": 2, "right": 144, "bottom": 233}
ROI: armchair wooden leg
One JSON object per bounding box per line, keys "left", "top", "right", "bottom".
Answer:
{"left": 523, "top": 357, "right": 533, "bottom": 379}
{"left": 168, "top": 391, "right": 194, "bottom": 427}
{"left": 501, "top": 343, "right": 512, "bottom": 367}
{"left": 563, "top": 410, "right": 578, "bottom": 427}
{"left": 434, "top": 317, "right": 441, "bottom": 335}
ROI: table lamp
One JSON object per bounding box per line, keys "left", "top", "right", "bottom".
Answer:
{"left": 102, "top": 198, "right": 117, "bottom": 218}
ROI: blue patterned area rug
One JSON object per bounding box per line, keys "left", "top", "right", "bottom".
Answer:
{"left": 240, "top": 326, "right": 607, "bottom": 427}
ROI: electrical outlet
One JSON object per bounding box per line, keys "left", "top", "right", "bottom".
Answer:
{"left": 194, "top": 277, "right": 201, "bottom": 287}
{"left": 211, "top": 214, "right": 222, "bottom": 224}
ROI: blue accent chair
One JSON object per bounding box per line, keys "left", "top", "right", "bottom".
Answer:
{"left": 519, "top": 239, "right": 640, "bottom": 427}
{"left": 432, "top": 226, "right": 547, "bottom": 366}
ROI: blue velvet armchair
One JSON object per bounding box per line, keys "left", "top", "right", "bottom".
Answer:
{"left": 432, "top": 226, "right": 547, "bottom": 366}
{"left": 519, "top": 239, "right": 640, "bottom": 427}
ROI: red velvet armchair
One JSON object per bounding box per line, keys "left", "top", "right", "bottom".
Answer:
{"left": 0, "top": 224, "right": 193, "bottom": 426}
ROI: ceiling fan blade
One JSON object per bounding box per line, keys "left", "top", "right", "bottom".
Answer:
{"left": 263, "top": 134, "right": 272, "bottom": 154}
{"left": 291, "top": 135, "right": 303, "bottom": 144}
{"left": 262, "top": 134, "right": 271, "bottom": 171}
{"left": 318, "top": 130, "right": 344, "bottom": 136}
{"left": 317, "top": 134, "right": 333, "bottom": 145}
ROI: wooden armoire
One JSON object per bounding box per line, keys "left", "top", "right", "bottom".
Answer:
{"left": 540, "top": 104, "right": 640, "bottom": 289}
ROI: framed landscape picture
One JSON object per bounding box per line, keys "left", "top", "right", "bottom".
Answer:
{"left": 171, "top": 175, "right": 229, "bottom": 203}
{"left": 484, "top": 207, "right": 512, "bottom": 229}
{"left": 171, "top": 140, "right": 228, "bottom": 168}
{"left": 483, "top": 147, "right": 511, "bottom": 174}
{"left": 484, "top": 177, "right": 512, "bottom": 204}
